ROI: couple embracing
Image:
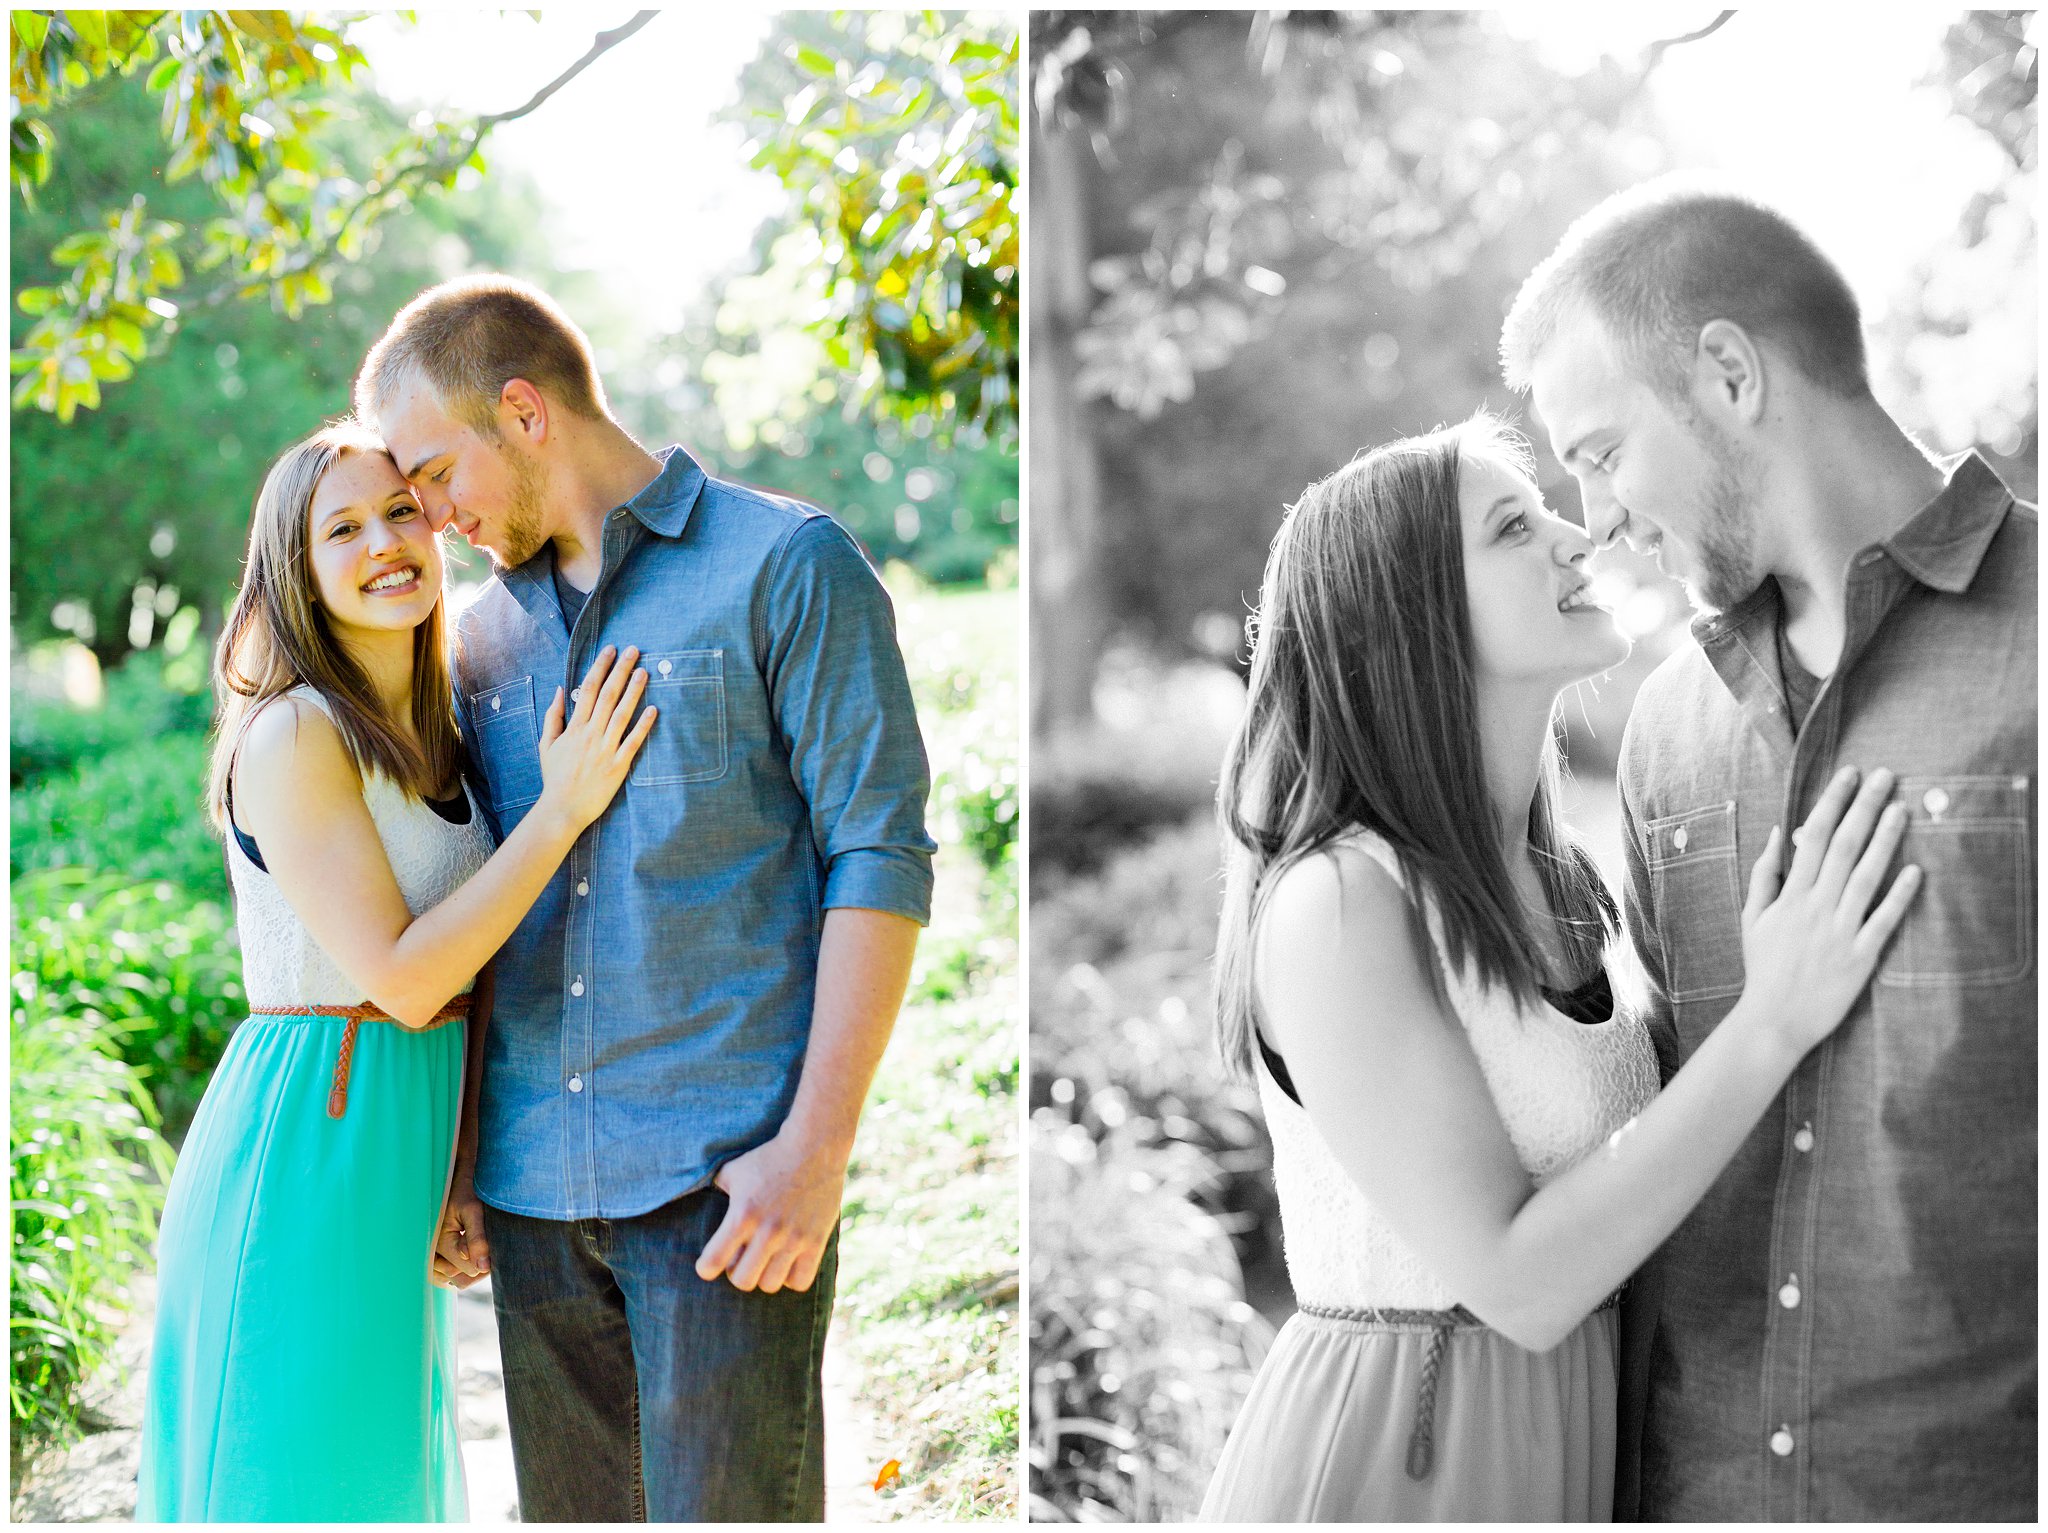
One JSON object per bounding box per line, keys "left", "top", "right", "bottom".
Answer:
{"left": 1203, "top": 180, "right": 2034, "bottom": 1521}
{"left": 136, "top": 277, "right": 937, "bottom": 1521}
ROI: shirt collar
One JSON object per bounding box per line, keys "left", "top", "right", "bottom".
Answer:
{"left": 617, "top": 443, "right": 708, "bottom": 539}
{"left": 1690, "top": 450, "right": 2018, "bottom": 646}
{"left": 497, "top": 444, "right": 707, "bottom": 610}
{"left": 1879, "top": 450, "right": 2015, "bottom": 594}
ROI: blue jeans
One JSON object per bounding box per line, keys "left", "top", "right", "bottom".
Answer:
{"left": 486, "top": 1186, "right": 838, "bottom": 1522}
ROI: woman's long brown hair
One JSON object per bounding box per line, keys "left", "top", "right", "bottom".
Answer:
{"left": 206, "top": 422, "right": 462, "bottom": 830}
{"left": 1214, "top": 413, "right": 1617, "bottom": 1080}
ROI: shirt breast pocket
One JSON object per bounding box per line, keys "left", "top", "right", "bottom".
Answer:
{"left": 469, "top": 676, "right": 544, "bottom": 817}
{"left": 1877, "top": 774, "right": 2033, "bottom": 988}
{"left": 629, "top": 650, "right": 728, "bottom": 787}
{"left": 1647, "top": 800, "right": 1746, "bottom": 1004}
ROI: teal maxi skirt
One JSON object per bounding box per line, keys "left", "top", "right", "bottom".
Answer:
{"left": 137, "top": 1013, "right": 467, "bottom": 1522}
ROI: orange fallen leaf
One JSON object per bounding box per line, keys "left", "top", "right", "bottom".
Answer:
{"left": 873, "top": 1458, "right": 902, "bottom": 1493}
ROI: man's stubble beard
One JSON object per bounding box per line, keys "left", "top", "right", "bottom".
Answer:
{"left": 488, "top": 450, "right": 552, "bottom": 572}
{"left": 1684, "top": 414, "right": 1765, "bottom": 615}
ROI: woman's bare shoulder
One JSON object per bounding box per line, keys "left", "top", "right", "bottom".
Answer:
{"left": 235, "top": 691, "right": 359, "bottom": 806}
{"left": 1264, "top": 836, "right": 1411, "bottom": 939}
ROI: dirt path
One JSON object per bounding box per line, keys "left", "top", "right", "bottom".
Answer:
{"left": 14, "top": 1274, "right": 897, "bottom": 1523}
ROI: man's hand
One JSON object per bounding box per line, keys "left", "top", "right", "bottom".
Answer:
{"left": 695, "top": 1134, "right": 848, "bottom": 1294}
{"left": 430, "top": 1168, "right": 492, "bottom": 1290}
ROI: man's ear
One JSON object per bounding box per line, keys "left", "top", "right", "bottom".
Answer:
{"left": 499, "top": 378, "right": 549, "bottom": 444}
{"left": 1694, "top": 319, "right": 1765, "bottom": 425}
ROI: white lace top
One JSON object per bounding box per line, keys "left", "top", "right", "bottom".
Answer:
{"left": 228, "top": 686, "right": 495, "bottom": 1009}
{"left": 1256, "top": 827, "right": 1658, "bottom": 1312}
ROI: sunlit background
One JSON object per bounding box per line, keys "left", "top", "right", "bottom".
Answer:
{"left": 359, "top": 11, "right": 781, "bottom": 334}
{"left": 1027, "top": 9, "right": 2035, "bottom": 1521}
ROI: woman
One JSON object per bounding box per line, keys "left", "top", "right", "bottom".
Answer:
{"left": 1200, "top": 415, "right": 1918, "bottom": 1521}
{"left": 136, "top": 423, "right": 658, "bottom": 1521}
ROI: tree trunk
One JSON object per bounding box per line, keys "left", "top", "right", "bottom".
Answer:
{"left": 1028, "top": 108, "right": 1109, "bottom": 740}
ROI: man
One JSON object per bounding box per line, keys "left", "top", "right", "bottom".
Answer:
{"left": 1501, "top": 179, "right": 2035, "bottom": 1520}
{"left": 353, "top": 275, "right": 935, "bottom": 1522}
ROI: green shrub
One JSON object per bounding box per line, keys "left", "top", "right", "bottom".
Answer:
{"left": 9, "top": 995, "right": 173, "bottom": 1445}
{"left": 1029, "top": 816, "right": 1285, "bottom": 1519}
{"left": 909, "top": 587, "right": 1020, "bottom": 897}
{"left": 1029, "top": 818, "right": 1266, "bottom": 1220}
{"left": 12, "top": 733, "right": 227, "bottom": 903}
{"left": 10, "top": 650, "right": 214, "bottom": 789}
{"left": 1027, "top": 1113, "right": 1271, "bottom": 1522}
{"left": 11, "top": 869, "right": 244, "bottom": 1143}
{"left": 933, "top": 736, "right": 1018, "bottom": 881}
{"left": 1029, "top": 773, "right": 1207, "bottom": 885}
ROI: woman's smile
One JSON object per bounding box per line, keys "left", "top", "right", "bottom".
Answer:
{"left": 362, "top": 562, "right": 422, "bottom": 596}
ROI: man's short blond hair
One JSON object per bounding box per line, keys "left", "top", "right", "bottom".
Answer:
{"left": 354, "top": 274, "right": 610, "bottom": 433}
{"left": 1500, "top": 176, "right": 1870, "bottom": 404}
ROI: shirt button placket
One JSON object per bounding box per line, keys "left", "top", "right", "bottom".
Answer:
{"left": 565, "top": 840, "right": 597, "bottom": 1210}
{"left": 1765, "top": 1074, "right": 1819, "bottom": 1517}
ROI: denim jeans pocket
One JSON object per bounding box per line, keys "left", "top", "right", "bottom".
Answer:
{"left": 470, "top": 675, "right": 544, "bottom": 816}
{"left": 1877, "top": 774, "right": 2033, "bottom": 988}
{"left": 1647, "top": 800, "right": 1746, "bottom": 1004}
{"left": 628, "top": 650, "right": 728, "bottom": 787}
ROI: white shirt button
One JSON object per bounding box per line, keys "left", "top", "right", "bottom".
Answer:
{"left": 1793, "top": 1124, "right": 1814, "bottom": 1153}
{"left": 572, "top": 687, "right": 583, "bottom": 703}
{"left": 1778, "top": 1275, "right": 1801, "bottom": 1309}
{"left": 657, "top": 659, "right": 673, "bottom": 677}
{"left": 491, "top": 695, "right": 502, "bottom": 711}
{"left": 568, "top": 1074, "right": 583, "bottom": 1093}
{"left": 571, "top": 977, "right": 585, "bottom": 997}
{"left": 1922, "top": 787, "right": 1950, "bottom": 818}
{"left": 576, "top": 879, "right": 590, "bottom": 897}
{"left": 1771, "top": 1427, "right": 1795, "bottom": 1457}
{"left": 1673, "top": 826, "right": 1689, "bottom": 852}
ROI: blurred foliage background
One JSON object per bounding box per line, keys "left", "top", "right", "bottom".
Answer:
{"left": 1026, "top": 9, "right": 2036, "bottom": 1521}
{"left": 10, "top": 10, "right": 1019, "bottom": 1518}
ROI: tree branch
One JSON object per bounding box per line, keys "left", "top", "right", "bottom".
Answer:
{"left": 1644, "top": 10, "right": 1736, "bottom": 68}
{"left": 189, "top": 10, "right": 664, "bottom": 311}
{"left": 476, "top": 10, "right": 661, "bottom": 131}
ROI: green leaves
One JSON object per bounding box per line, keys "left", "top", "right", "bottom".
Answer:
{"left": 64, "top": 9, "right": 108, "bottom": 52}
{"left": 10, "top": 870, "right": 181, "bottom": 1444}
{"left": 11, "top": 10, "right": 529, "bottom": 420}
{"left": 727, "top": 12, "right": 1019, "bottom": 445}
{"left": 12, "top": 11, "right": 51, "bottom": 54}
{"left": 12, "top": 196, "right": 184, "bottom": 422}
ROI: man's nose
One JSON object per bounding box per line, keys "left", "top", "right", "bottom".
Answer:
{"left": 1577, "top": 477, "right": 1626, "bottom": 551}
{"left": 419, "top": 494, "right": 455, "bottom": 532}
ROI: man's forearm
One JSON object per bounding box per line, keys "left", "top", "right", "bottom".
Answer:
{"left": 779, "top": 906, "right": 922, "bottom": 1161}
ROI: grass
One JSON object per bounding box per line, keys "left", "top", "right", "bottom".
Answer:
{"left": 835, "top": 582, "right": 1020, "bottom": 1519}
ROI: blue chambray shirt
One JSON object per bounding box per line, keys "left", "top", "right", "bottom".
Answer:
{"left": 452, "top": 445, "right": 936, "bottom": 1220}
{"left": 1613, "top": 454, "right": 2035, "bottom": 1520}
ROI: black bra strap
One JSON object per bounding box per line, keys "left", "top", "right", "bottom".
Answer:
{"left": 1256, "top": 1029, "right": 1303, "bottom": 1106}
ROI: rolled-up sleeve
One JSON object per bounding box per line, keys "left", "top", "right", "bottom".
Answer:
{"left": 759, "top": 514, "right": 937, "bottom": 924}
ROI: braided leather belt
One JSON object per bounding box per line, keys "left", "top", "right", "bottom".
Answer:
{"left": 1297, "top": 1286, "right": 1625, "bottom": 1481}
{"left": 247, "top": 998, "right": 470, "bottom": 1119}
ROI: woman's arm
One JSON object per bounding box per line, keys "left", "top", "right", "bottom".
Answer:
{"left": 433, "top": 963, "right": 494, "bottom": 1288}
{"left": 234, "top": 646, "right": 656, "bottom": 1029}
{"left": 1263, "top": 765, "right": 1917, "bottom": 1353}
